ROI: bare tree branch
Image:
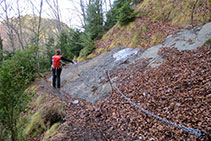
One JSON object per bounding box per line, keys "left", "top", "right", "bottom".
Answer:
{"left": 37, "top": 0, "right": 43, "bottom": 46}
{"left": 1, "top": 0, "right": 16, "bottom": 51}
{"left": 45, "top": 0, "right": 62, "bottom": 34}
{"left": 191, "top": 0, "right": 199, "bottom": 28}
{"left": 16, "top": 0, "right": 24, "bottom": 50}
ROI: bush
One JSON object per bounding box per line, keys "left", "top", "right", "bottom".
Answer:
{"left": 0, "top": 50, "right": 15, "bottom": 65}
{"left": 204, "top": 39, "right": 211, "bottom": 45}
{"left": 0, "top": 46, "right": 38, "bottom": 140}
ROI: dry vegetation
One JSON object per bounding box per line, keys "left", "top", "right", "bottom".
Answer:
{"left": 21, "top": 0, "right": 211, "bottom": 140}
{"left": 96, "top": 0, "right": 210, "bottom": 54}
{"left": 48, "top": 44, "right": 210, "bottom": 141}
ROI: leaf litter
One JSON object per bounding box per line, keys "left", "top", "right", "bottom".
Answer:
{"left": 48, "top": 44, "right": 210, "bottom": 140}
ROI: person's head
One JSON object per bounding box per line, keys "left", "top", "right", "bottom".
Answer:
{"left": 55, "top": 49, "right": 61, "bottom": 55}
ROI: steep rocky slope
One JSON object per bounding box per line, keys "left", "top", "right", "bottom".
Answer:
{"left": 96, "top": 0, "right": 210, "bottom": 51}
{"left": 58, "top": 22, "right": 211, "bottom": 104}
{"left": 25, "top": 0, "right": 211, "bottom": 140}
{"left": 40, "top": 22, "right": 211, "bottom": 140}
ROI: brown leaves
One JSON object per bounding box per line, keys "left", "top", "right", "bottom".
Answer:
{"left": 93, "top": 45, "right": 210, "bottom": 140}
{"left": 51, "top": 45, "right": 210, "bottom": 140}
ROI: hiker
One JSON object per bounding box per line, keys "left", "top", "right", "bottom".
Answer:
{"left": 51, "top": 49, "right": 74, "bottom": 88}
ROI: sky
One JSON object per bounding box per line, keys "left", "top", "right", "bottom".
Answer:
{"left": 0, "top": 0, "right": 114, "bottom": 29}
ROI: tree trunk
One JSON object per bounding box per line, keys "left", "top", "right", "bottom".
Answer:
{"left": 7, "top": 28, "right": 15, "bottom": 51}
{"left": 10, "top": 107, "right": 17, "bottom": 141}
{"left": 191, "top": 0, "right": 199, "bottom": 27}
{"left": 80, "top": 0, "right": 86, "bottom": 26}
{"left": 2, "top": 0, "right": 16, "bottom": 51}
{"left": 0, "top": 36, "right": 3, "bottom": 62}
{"left": 46, "top": 0, "right": 62, "bottom": 34}
{"left": 35, "top": 0, "right": 43, "bottom": 73}
{"left": 37, "top": 0, "right": 43, "bottom": 46}
{"left": 16, "top": 0, "right": 25, "bottom": 50}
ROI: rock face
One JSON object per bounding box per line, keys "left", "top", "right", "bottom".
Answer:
{"left": 61, "top": 47, "right": 141, "bottom": 104}
{"left": 139, "top": 22, "right": 211, "bottom": 67}
{"left": 53, "top": 22, "right": 211, "bottom": 104}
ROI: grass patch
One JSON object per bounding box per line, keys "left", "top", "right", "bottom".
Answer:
{"left": 204, "top": 39, "right": 211, "bottom": 45}
{"left": 150, "top": 34, "right": 165, "bottom": 46}
{"left": 32, "top": 94, "right": 46, "bottom": 107}
{"left": 109, "top": 42, "right": 117, "bottom": 49}
{"left": 125, "top": 22, "right": 137, "bottom": 32}
{"left": 77, "top": 56, "right": 86, "bottom": 62}
{"left": 96, "top": 48, "right": 107, "bottom": 54}
{"left": 128, "top": 32, "right": 140, "bottom": 48}
{"left": 24, "top": 110, "right": 46, "bottom": 137}
{"left": 23, "top": 97, "right": 66, "bottom": 139}
{"left": 141, "top": 25, "right": 149, "bottom": 33}
{"left": 87, "top": 53, "right": 96, "bottom": 59}
{"left": 43, "top": 122, "right": 60, "bottom": 141}
{"left": 208, "top": 1, "right": 211, "bottom": 6}
{"left": 137, "top": 0, "right": 210, "bottom": 27}
{"left": 109, "top": 38, "right": 122, "bottom": 48}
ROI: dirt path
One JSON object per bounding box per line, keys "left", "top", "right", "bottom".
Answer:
{"left": 36, "top": 75, "right": 107, "bottom": 140}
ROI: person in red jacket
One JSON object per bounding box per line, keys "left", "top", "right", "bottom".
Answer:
{"left": 51, "top": 49, "right": 74, "bottom": 88}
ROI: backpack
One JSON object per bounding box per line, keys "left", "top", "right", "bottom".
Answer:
{"left": 52, "top": 55, "right": 61, "bottom": 68}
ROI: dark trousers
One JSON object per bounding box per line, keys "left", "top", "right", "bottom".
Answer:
{"left": 52, "top": 68, "right": 62, "bottom": 88}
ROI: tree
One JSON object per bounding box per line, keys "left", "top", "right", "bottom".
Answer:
{"left": 191, "top": 0, "right": 199, "bottom": 27}
{"left": 131, "top": 0, "right": 143, "bottom": 5}
{"left": 79, "top": 0, "right": 87, "bottom": 27}
{"left": 104, "top": 0, "right": 128, "bottom": 30}
{"left": 118, "top": 1, "right": 136, "bottom": 26}
{"left": 45, "top": 37, "right": 55, "bottom": 62}
{"left": 0, "top": 0, "right": 28, "bottom": 51}
{"left": 37, "top": 0, "right": 44, "bottom": 46}
{"left": 104, "top": 7, "right": 117, "bottom": 31}
{"left": 85, "top": 0, "right": 104, "bottom": 40}
{"left": 68, "top": 29, "right": 84, "bottom": 57}
{"left": 0, "top": 0, "right": 16, "bottom": 51}
{"left": 79, "top": 33, "right": 95, "bottom": 57}
{"left": 55, "top": 29, "right": 84, "bottom": 59}
{"left": 0, "top": 36, "right": 3, "bottom": 62}
{"left": 28, "top": 0, "right": 44, "bottom": 73}
{"left": 46, "top": 0, "right": 62, "bottom": 34}
{"left": 15, "top": 0, "right": 25, "bottom": 50}
{"left": 56, "top": 31, "right": 70, "bottom": 57}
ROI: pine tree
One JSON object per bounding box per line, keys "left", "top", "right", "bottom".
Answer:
{"left": 85, "top": 0, "right": 104, "bottom": 40}
{"left": 118, "top": 1, "right": 136, "bottom": 26}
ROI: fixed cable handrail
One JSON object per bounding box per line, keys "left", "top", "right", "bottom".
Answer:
{"left": 106, "top": 71, "right": 207, "bottom": 138}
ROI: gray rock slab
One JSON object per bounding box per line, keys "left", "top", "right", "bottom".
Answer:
{"left": 60, "top": 47, "right": 142, "bottom": 104}
{"left": 164, "top": 22, "right": 211, "bottom": 50}
{"left": 48, "top": 22, "right": 211, "bottom": 104}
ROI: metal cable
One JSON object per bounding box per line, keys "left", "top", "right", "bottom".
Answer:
{"left": 106, "top": 71, "right": 206, "bottom": 138}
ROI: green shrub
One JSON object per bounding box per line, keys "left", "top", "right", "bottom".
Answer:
{"left": 43, "top": 122, "right": 60, "bottom": 141}
{"left": 204, "top": 39, "right": 211, "bottom": 45}
{"left": 0, "top": 46, "right": 38, "bottom": 141}
{"left": 118, "top": 2, "right": 136, "bottom": 26}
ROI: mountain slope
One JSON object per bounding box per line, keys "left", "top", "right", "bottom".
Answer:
{"left": 22, "top": 0, "right": 211, "bottom": 140}
{"left": 26, "top": 22, "right": 211, "bottom": 140}
{"left": 0, "top": 15, "right": 68, "bottom": 50}
{"left": 96, "top": 0, "right": 210, "bottom": 52}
